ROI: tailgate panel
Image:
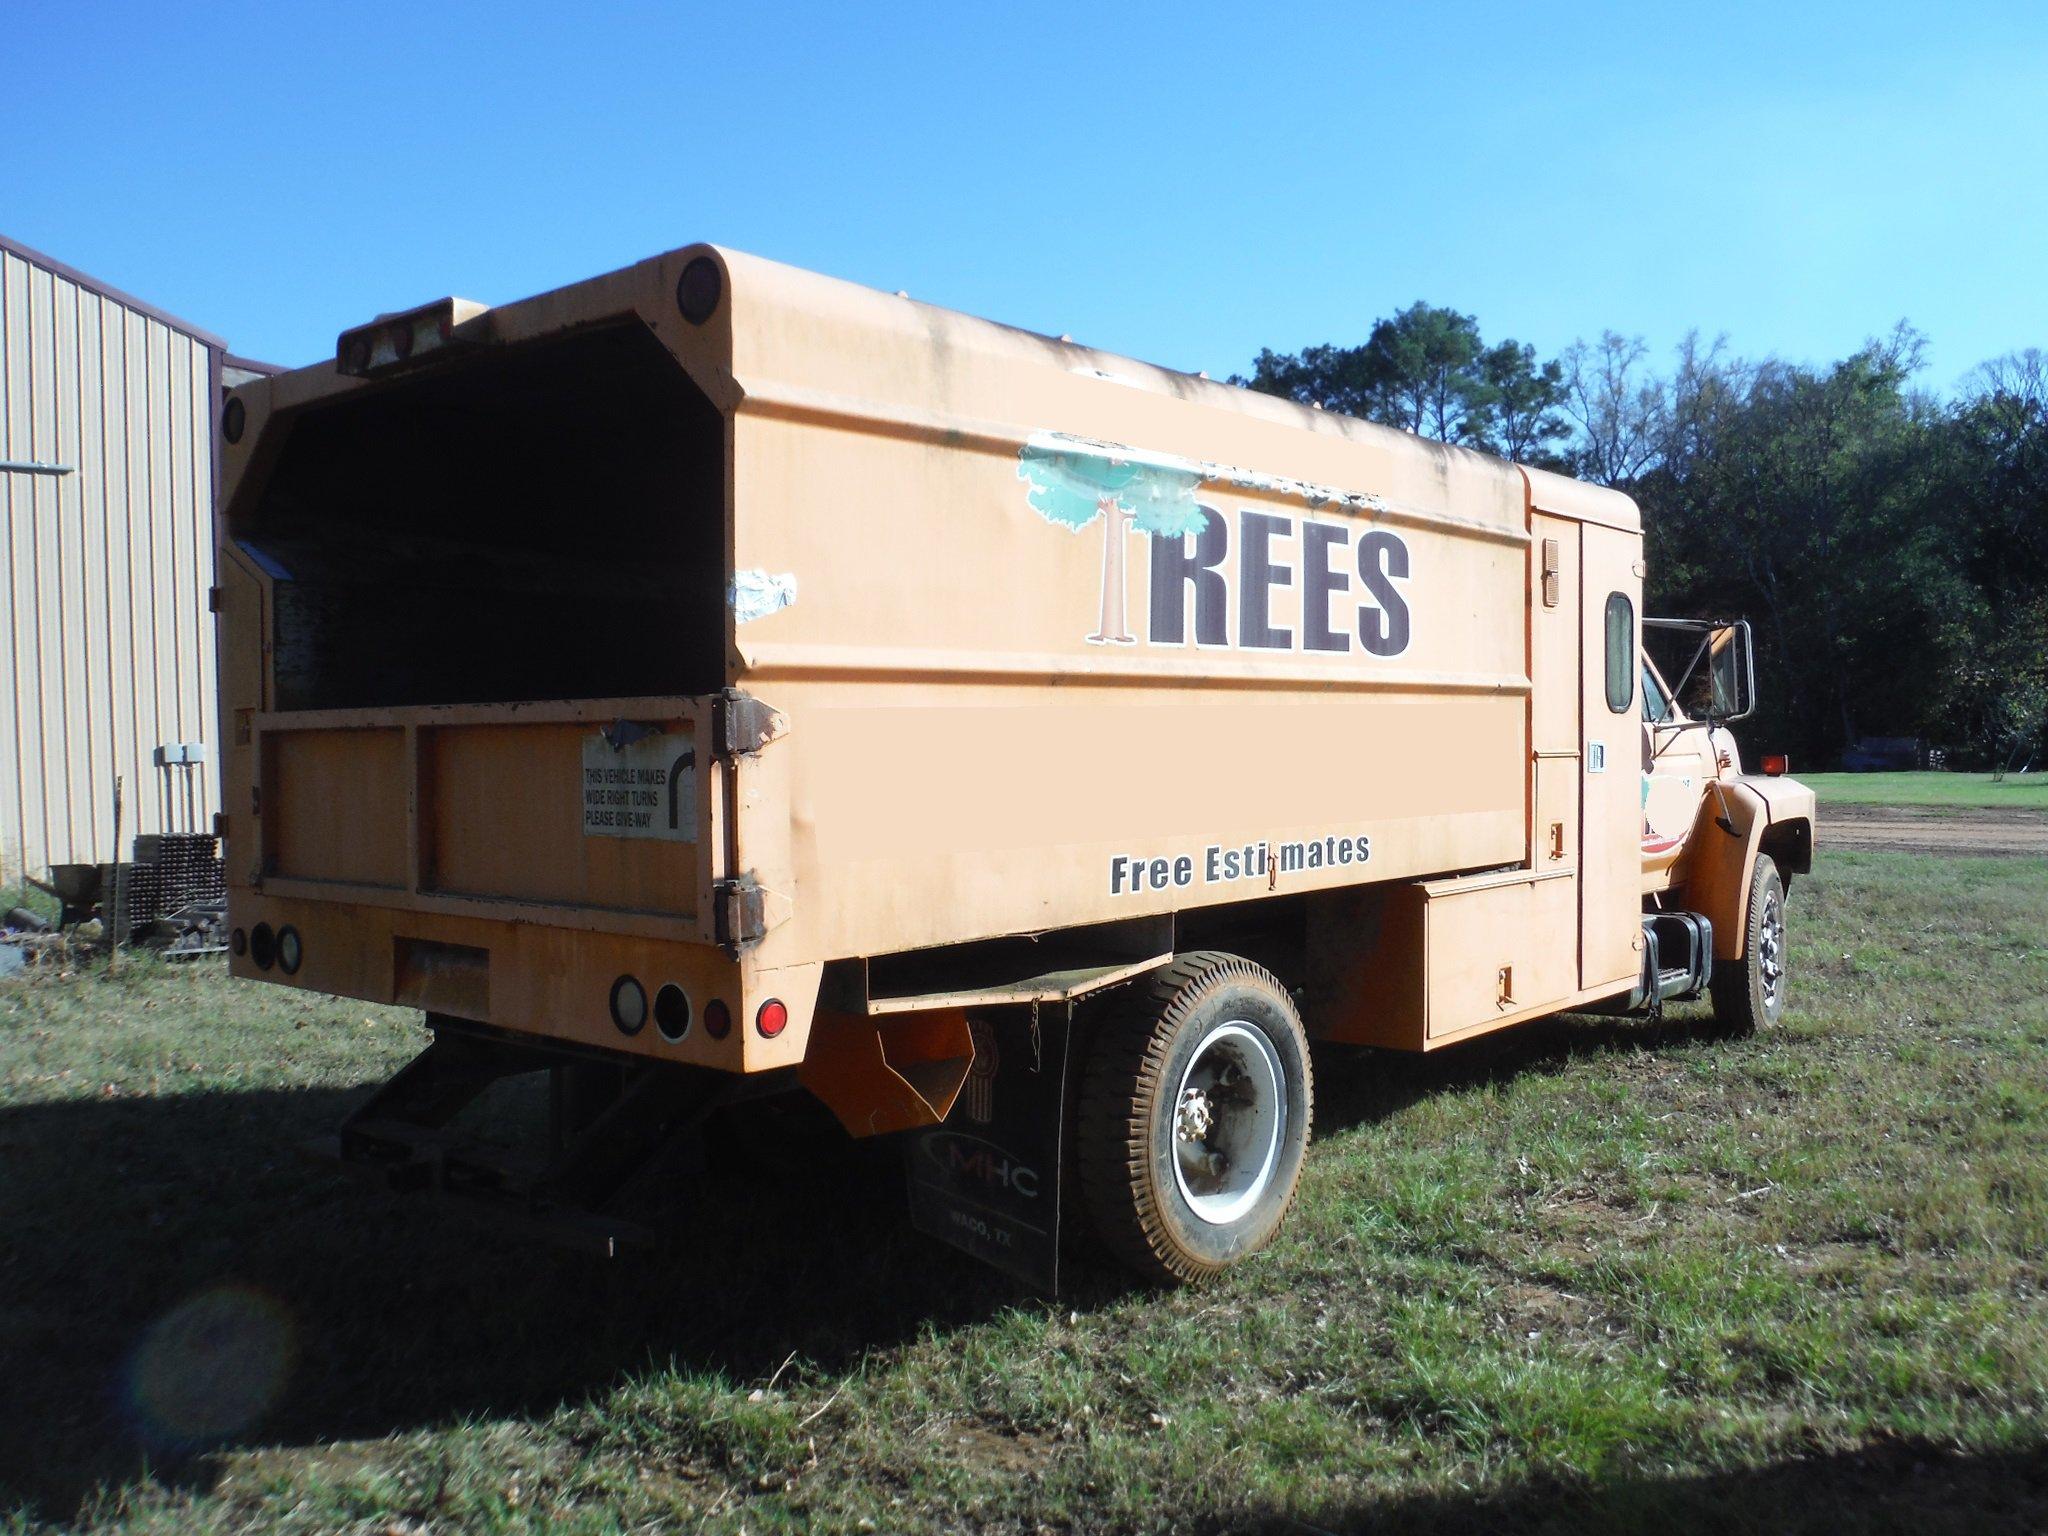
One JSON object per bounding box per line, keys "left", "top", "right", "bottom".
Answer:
{"left": 266, "top": 727, "right": 408, "bottom": 887}
{"left": 424, "top": 720, "right": 700, "bottom": 917}
{"left": 254, "top": 699, "right": 713, "bottom": 931}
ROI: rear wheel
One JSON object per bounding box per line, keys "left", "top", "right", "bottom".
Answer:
{"left": 1709, "top": 858, "right": 1787, "bottom": 1036}
{"left": 1075, "top": 952, "right": 1312, "bottom": 1284}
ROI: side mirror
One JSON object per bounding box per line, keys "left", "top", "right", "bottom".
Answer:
{"left": 1708, "top": 620, "right": 1756, "bottom": 723}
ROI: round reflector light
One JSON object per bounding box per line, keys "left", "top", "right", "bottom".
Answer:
{"left": 676, "top": 256, "right": 722, "bottom": 324}
{"left": 276, "top": 925, "right": 303, "bottom": 975}
{"left": 756, "top": 998, "right": 789, "bottom": 1039}
{"left": 230, "top": 927, "right": 248, "bottom": 957}
{"left": 702, "top": 999, "right": 732, "bottom": 1040}
{"left": 221, "top": 397, "right": 246, "bottom": 444}
{"left": 610, "top": 975, "right": 648, "bottom": 1035}
{"left": 654, "top": 983, "right": 691, "bottom": 1042}
{"left": 248, "top": 922, "right": 277, "bottom": 970}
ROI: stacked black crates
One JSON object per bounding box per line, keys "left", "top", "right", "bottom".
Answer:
{"left": 125, "top": 834, "right": 226, "bottom": 928}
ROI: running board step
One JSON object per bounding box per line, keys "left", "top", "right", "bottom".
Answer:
{"left": 1641, "top": 911, "right": 1714, "bottom": 1010}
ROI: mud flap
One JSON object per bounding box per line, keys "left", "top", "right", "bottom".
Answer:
{"left": 904, "top": 1004, "right": 1073, "bottom": 1292}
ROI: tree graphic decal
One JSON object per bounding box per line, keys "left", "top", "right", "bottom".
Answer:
{"left": 1017, "top": 433, "right": 1209, "bottom": 644}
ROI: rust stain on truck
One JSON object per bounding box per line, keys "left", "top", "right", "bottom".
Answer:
{"left": 215, "top": 245, "right": 1816, "bottom": 1287}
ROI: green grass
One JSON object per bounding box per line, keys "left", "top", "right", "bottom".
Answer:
{"left": 1800, "top": 770, "right": 2048, "bottom": 810}
{"left": 4, "top": 852, "right": 2047, "bottom": 1533}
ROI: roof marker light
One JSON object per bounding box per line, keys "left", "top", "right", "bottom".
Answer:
{"left": 676, "top": 256, "right": 722, "bottom": 324}
{"left": 335, "top": 297, "right": 488, "bottom": 377}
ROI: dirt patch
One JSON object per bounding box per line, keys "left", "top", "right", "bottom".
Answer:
{"left": 947, "top": 1422, "right": 1047, "bottom": 1479}
{"left": 1825, "top": 802, "right": 2048, "bottom": 857}
{"left": 1493, "top": 1281, "right": 1597, "bottom": 1339}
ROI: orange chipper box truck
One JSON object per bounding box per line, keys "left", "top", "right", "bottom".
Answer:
{"left": 215, "top": 245, "right": 1816, "bottom": 1286}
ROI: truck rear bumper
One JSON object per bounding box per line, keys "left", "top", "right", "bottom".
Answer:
{"left": 228, "top": 891, "right": 820, "bottom": 1072}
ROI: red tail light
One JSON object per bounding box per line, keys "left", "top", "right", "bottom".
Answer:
{"left": 1762, "top": 754, "right": 1789, "bottom": 777}
{"left": 703, "top": 999, "right": 732, "bottom": 1040}
{"left": 756, "top": 998, "right": 789, "bottom": 1038}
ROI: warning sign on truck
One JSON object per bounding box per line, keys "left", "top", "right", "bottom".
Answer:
{"left": 581, "top": 726, "right": 695, "bottom": 842}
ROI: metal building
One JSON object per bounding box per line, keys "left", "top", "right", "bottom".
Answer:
{"left": 1, "top": 233, "right": 269, "bottom": 888}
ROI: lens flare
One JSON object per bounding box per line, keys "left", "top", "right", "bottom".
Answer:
{"left": 125, "top": 1284, "right": 295, "bottom": 1448}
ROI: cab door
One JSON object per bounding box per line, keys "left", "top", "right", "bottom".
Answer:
{"left": 1530, "top": 516, "right": 1581, "bottom": 880}
{"left": 1579, "top": 526, "right": 1643, "bottom": 993}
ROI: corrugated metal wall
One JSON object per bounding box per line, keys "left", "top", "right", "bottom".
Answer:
{"left": 1, "top": 236, "right": 223, "bottom": 884}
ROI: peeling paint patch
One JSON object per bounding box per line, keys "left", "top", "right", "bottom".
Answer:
{"left": 1018, "top": 432, "right": 1208, "bottom": 536}
{"left": 732, "top": 569, "right": 798, "bottom": 624}
{"left": 1018, "top": 430, "right": 1394, "bottom": 522}
{"left": 1070, "top": 366, "right": 1147, "bottom": 388}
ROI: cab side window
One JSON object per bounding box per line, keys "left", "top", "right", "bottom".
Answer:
{"left": 1642, "top": 661, "right": 1672, "bottom": 723}
{"left": 1604, "top": 593, "right": 1634, "bottom": 713}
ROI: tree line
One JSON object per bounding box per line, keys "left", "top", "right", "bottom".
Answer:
{"left": 1235, "top": 307, "right": 2048, "bottom": 771}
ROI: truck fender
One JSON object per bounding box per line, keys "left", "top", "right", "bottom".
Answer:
{"left": 1678, "top": 778, "right": 1815, "bottom": 961}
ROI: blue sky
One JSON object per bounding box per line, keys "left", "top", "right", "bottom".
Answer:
{"left": 6, "top": 1, "right": 2045, "bottom": 388}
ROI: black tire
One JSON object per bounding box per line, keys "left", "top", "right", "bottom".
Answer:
{"left": 1708, "top": 858, "right": 1787, "bottom": 1037}
{"left": 1075, "top": 951, "right": 1313, "bottom": 1284}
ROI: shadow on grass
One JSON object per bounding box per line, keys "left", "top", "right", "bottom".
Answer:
{"left": 1237, "top": 1437, "right": 2048, "bottom": 1535}
{"left": 1311, "top": 1007, "right": 1718, "bottom": 1138}
{"left": 0, "top": 1080, "right": 1023, "bottom": 1519}
{"left": 0, "top": 1006, "right": 1820, "bottom": 1524}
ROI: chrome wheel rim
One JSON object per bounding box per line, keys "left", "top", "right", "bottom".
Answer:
{"left": 1758, "top": 887, "right": 1786, "bottom": 1012}
{"left": 1171, "top": 1021, "right": 1285, "bottom": 1226}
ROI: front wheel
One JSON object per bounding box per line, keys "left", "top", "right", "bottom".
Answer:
{"left": 1708, "top": 858, "right": 1787, "bottom": 1036}
{"left": 1075, "top": 952, "right": 1313, "bottom": 1284}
